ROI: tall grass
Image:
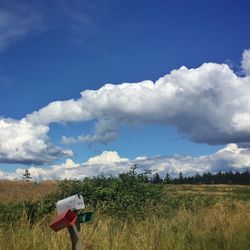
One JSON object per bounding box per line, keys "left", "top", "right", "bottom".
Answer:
{"left": 1, "top": 179, "right": 249, "bottom": 250}
{"left": 0, "top": 201, "right": 249, "bottom": 250}
{"left": 0, "top": 180, "right": 57, "bottom": 203}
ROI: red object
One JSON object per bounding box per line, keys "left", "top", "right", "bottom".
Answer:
{"left": 49, "top": 209, "right": 77, "bottom": 232}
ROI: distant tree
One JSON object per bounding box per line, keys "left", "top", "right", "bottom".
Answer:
{"left": 203, "top": 172, "right": 213, "bottom": 184}
{"left": 130, "top": 164, "right": 138, "bottom": 176}
{"left": 194, "top": 172, "right": 202, "bottom": 184}
{"left": 164, "top": 173, "right": 171, "bottom": 184}
{"left": 138, "top": 169, "right": 152, "bottom": 183}
{"left": 179, "top": 172, "right": 183, "bottom": 184}
{"left": 23, "top": 169, "right": 32, "bottom": 181}
{"left": 151, "top": 172, "right": 163, "bottom": 184}
{"left": 163, "top": 170, "right": 250, "bottom": 185}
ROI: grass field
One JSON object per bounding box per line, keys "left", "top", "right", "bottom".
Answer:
{"left": 0, "top": 180, "right": 57, "bottom": 203}
{"left": 0, "top": 181, "right": 249, "bottom": 250}
{"left": 1, "top": 181, "right": 249, "bottom": 203}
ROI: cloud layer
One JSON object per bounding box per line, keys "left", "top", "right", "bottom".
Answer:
{"left": 0, "top": 118, "right": 72, "bottom": 164}
{"left": 27, "top": 50, "right": 250, "bottom": 146}
{"left": 242, "top": 49, "right": 250, "bottom": 76}
{"left": 1, "top": 50, "right": 250, "bottom": 165}
{"left": 1, "top": 144, "right": 249, "bottom": 181}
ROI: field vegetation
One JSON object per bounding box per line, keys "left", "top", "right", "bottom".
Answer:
{"left": 0, "top": 168, "right": 249, "bottom": 250}
{"left": 0, "top": 180, "right": 57, "bottom": 203}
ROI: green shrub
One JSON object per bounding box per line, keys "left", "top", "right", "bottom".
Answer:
{"left": 0, "top": 167, "right": 164, "bottom": 224}
{"left": 0, "top": 200, "right": 39, "bottom": 225}
{"left": 56, "top": 167, "right": 164, "bottom": 219}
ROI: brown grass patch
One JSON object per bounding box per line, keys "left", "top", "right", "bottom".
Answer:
{"left": 0, "top": 180, "right": 57, "bottom": 203}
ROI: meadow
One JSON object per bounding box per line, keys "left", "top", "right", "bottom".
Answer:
{"left": 0, "top": 174, "right": 249, "bottom": 250}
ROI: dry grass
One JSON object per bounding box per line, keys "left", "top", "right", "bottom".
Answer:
{"left": 0, "top": 180, "right": 57, "bottom": 203}
{"left": 165, "top": 184, "right": 250, "bottom": 197}
{"left": 1, "top": 181, "right": 249, "bottom": 204}
{"left": 0, "top": 183, "right": 249, "bottom": 249}
{"left": 0, "top": 201, "right": 249, "bottom": 250}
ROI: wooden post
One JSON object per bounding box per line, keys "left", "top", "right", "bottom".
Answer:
{"left": 68, "top": 221, "right": 83, "bottom": 250}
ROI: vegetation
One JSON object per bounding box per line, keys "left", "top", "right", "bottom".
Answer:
{"left": 0, "top": 180, "right": 57, "bottom": 203}
{"left": 154, "top": 170, "right": 250, "bottom": 185}
{"left": 23, "top": 169, "right": 32, "bottom": 181}
{"left": 0, "top": 201, "right": 249, "bottom": 250}
{"left": 0, "top": 168, "right": 249, "bottom": 249}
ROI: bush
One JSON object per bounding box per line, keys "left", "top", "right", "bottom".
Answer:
{"left": 0, "top": 167, "right": 164, "bottom": 224}
{"left": 56, "top": 167, "right": 164, "bottom": 219}
{"left": 0, "top": 200, "right": 39, "bottom": 225}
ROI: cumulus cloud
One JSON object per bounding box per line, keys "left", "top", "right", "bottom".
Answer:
{"left": 61, "top": 117, "right": 119, "bottom": 144}
{"left": 1, "top": 144, "right": 249, "bottom": 181}
{"left": 242, "top": 49, "right": 250, "bottom": 76}
{"left": 0, "top": 118, "right": 73, "bottom": 164}
{"left": 134, "top": 143, "right": 250, "bottom": 176}
{"left": 86, "top": 151, "right": 129, "bottom": 165}
{"left": 6, "top": 151, "right": 129, "bottom": 180}
{"left": 2, "top": 50, "right": 250, "bottom": 165}
{"left": 26, "top": 50, "right": 250, "bottom": 146}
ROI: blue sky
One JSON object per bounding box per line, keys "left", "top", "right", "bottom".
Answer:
{"left": 1, "top": 0, "right": 250, "bottom": 179}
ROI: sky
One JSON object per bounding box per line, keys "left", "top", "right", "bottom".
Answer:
{"left": 1, "top": 0, "right": 250, "bottom": 180}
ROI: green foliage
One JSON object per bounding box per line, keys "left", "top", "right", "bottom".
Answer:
{"left": 0, "top": 167, "right": 164, "bottom": 224}
{"left": 169, "top": 170, "right": 250, "bottom": 184}
{"left": 38, "top": 192, "right": 59, "bottom": 217}
{"left": 55, "top": 167, "right": 164, "bottom": 219}
{"left": 0, "top": 200, "right": 39, "bottom": 225}
{"left": 1, "top": 168, "right": 249, "bottom": 226}
{"left": 102, "top": 170, "right": 163, "bottom": 219}
{"left": 0, "top": 175, "right": 249, "bottom": 250}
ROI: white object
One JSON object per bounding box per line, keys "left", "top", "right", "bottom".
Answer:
{"left": 56, "top": 194, "right": 85, "bottom": 214}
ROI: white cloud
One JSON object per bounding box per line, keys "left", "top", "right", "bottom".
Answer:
{"left": 242, "top": 49, "right": 250, "bottom": 76}
{"left": 26, "top": 99, "right": 91, "bottom": 125}
{"left": 26, "top": 50, "right": 250, "bottom": 146}
{"left": 0, "top": 118, "right": 73, "bottom": 164}
{"left": 2, "top": 50, "right": 250, "bottom": 165}
{"left": 1, "top": 144, "right": 249, "bottom": 181}
{"left": 86, "top": 151, "right": 129, "bottom": 165}
{"left": 61, "top": 159, "right": 80, "bottom": 168}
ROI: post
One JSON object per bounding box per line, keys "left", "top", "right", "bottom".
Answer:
{"left": 68, "top": 221, "right": 83, "bottom": 250}
{"left": 49, "top": 194, "right": 89, "bottom": 250}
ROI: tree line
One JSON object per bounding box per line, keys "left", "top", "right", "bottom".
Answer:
{"left": 151, "top": 170, "right": 250, "bottom": 185}
{"left": 22, "top": 166, "right": 250, "bottom": 185}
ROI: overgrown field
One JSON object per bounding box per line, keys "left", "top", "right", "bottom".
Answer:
{"left": 0, "top": 180, "right": 57, "bottom": 203}
{"left": 0, "top": 172, "right": 249, "bottom": 250}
